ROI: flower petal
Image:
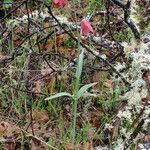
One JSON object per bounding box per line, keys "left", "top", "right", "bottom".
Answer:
{"left": 53, "top": 0, "right": 67, "bottom": 8}
{"left": 87, "top": 22, "right": 95, "bottom": 34}
{"left": 81, "top": 19, "right": 90, "bottom": 36}
{"left": 53, "top": 0, "right": 59, "bottom": 5}
{"left": 81, "top": 19, "right": 95, "bottom": 36}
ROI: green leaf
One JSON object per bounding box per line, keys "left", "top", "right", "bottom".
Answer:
{"left": 75, "top": 50, "right": 84, "bottom": 80}
{"left": 76, "top": 82, "right": 97, "bottom": 99}
{"left": 82, "top": 92, "right": 97, "bottom": 97}
{"left": 45, "top": 92, "right": 72, "bottom": 100}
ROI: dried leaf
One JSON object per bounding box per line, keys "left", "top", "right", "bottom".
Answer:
{"left": 31, "top": 137, "right": 46, "bottom": 150}
{"left": 65, "top": 143, "right": 81, "bottom": 150}
{"left": 0, "top": 121, "right": 20, "bottom": 138}
{"left": 4, "top": 142, "right": 15, "bottom": 150}
{"left": 83, "top": 142, "right": 90, "bottom": 150}
{"left": 25, "top": 109, "right": 49, "bottom": 124}
{"left": 104, "top": 79, "right": 113, "bottom": 89}
{"left": 111, "top": 118, "right": 121, "bottom": 140}
{"left": 0, "top": 122, "right": 21, "bottom": 150}
{"left": 32, "top": 81, "right": 42, "bottom": 97}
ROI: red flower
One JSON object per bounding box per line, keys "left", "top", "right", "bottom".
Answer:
{"left": 81, "top": 19, "right": 95, "bottom": 36}
{"left": 53, "top": 0, "right": 67, "bottom": 8}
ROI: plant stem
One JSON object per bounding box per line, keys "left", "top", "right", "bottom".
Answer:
{"left": 72, "top": 98, "right": 78, "bottom": 150}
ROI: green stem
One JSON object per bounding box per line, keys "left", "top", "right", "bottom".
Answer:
{"left": 72, "top": 98, "right": 78, "bottom": 150}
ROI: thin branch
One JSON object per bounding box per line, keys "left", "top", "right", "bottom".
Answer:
{"left": 0, "top": 0, "right": 27, "bottom": 23}
{"left": 110, "top": 0, "right": 140, "bottom": 39}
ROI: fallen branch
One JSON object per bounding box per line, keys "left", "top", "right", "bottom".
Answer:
{"left": 110, "top": 0, "right": 140, "bottom": 39}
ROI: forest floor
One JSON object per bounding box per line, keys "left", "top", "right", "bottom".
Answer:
{"left": 0, "top": 0, "right": 150, "bottom": 149}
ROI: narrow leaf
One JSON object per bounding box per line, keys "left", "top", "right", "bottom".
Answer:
{"left": 75, "top": 50, "right": 84, "bottom": 80}
{"left": 76, "top": 82, "right": 97, "bottom": 99}
{"left": 45, "top": 92, "right": 72, "bottom": 101}
{"left": 82, "top": 92, "right": 97, "bottom": 97}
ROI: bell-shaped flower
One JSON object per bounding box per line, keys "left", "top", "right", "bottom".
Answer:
{"left": 53, "top": 0, "right": 67, "bottom": 8}
{"left": 81, "top": 18, "right": 95, "bottom": 36}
